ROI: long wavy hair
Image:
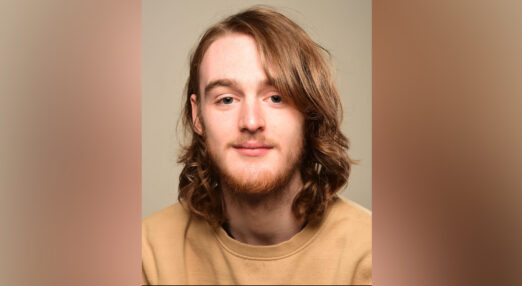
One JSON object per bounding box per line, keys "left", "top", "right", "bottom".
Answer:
{"left": 178, "top": 6, "right": 353, "bottom": 226}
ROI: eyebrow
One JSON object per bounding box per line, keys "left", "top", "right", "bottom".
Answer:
{"left": 203, "top": 78, "right": 274, "bottom": 96}
{"left": 204, "top": 79, "right": 240, "bottom": 96}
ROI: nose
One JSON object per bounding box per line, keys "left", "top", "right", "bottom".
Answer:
{"left": 238, "top": 97, "right": 265, "bottom": 133}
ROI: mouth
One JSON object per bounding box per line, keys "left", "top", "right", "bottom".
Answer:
{"left": 232, "top": 142, "right": 273, "bottom": 157}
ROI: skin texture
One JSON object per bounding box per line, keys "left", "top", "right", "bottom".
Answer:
{"left": 190, "top": 33, "right": 307, "bottom": 245}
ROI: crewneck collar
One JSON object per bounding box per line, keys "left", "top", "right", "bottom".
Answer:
{"left": 213, "top": 198, "right": 340, "bottom": 260}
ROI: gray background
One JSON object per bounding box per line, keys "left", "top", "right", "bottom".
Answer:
{"left": 142, "top": 0, "right": 372, "bottom": 218}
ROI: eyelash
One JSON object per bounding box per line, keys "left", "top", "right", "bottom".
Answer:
{"left": 218, "top": 97, "right": 235, "bottom": 105}
{"left": 215, "top": 95, "right": 283, "bottom": 105}
{"left": 269, "top": 95, "right": 282, "bottom": 103}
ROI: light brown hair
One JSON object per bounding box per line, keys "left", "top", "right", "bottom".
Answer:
{"left": 178, "top": 6, "right": 353, "bottom": 226}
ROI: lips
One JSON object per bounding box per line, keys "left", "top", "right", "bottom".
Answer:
{"left": 233, "top": 142, "right": 273, "bottom": 156}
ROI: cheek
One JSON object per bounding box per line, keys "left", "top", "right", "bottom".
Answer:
{"left": 202, "top": 111, "right": 235, "bottom": 148}
{"left": 272, "top": 113, "right": 304, "bottom": 138}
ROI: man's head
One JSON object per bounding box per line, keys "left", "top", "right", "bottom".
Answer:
{"left": 191, "top": 33, "right": 305, "bottom": 198}
{"left": 178, "top": 7, "right": 352, "bottom": 226}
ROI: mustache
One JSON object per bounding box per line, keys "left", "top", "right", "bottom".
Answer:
{"left": 228, "top": 135, "right": 279, "bottom": 148}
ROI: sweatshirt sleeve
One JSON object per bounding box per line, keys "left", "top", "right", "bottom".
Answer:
{"left": 351, "top": 251, "right": 372, "bottom": 285}
{"left": 142, "top": 221, "right": 156, "bottom": 285}
{"left": 142, "top": 263, "right": 150, "bottom": 285}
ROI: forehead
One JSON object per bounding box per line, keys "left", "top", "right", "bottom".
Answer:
{"left": 199, "top": 33, "right": 267, "bottom": 93}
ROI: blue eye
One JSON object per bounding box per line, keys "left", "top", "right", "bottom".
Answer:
{"left": 270, "top": 95, "right": 282, "bottom": 103}
{"left": 220, "top": 97, "right": 234, "bottom": 104}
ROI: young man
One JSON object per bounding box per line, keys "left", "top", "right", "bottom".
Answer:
{"left": 142, "top": 7, "right": 371, "bottom": 285}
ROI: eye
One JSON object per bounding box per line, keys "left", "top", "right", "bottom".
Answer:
{"left": 270, "top": 95, "right": 282, "bottom": 103}
{"left": 219, "top": 97, "right": 234, "bottom": 105}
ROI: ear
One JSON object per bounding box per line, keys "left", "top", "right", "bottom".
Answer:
{"left": 190, "top": 94, "right": 203, "bottom": 135}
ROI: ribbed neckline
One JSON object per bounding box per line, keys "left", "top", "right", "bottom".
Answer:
{"left": 213, "top": 198, "right": 340, "bottom": 260}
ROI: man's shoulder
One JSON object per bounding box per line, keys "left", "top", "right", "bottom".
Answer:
{"left": 142, "top": 203, "right": 197, "bottom": 284}
{"left": 332, "top": 196, "right": 372, "bottom": 223}
{"left": 329, "top": 198, "right": 372, "bottom": 284}
{"left": 326, "top": 197, "right": 372, "bottom": 240}
{"left": 142, "top": 202, "right": 191, "bottom": 235}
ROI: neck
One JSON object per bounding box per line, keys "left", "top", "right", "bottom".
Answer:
{"left": 222, "top": 171, "right": 306, "bottom": 245}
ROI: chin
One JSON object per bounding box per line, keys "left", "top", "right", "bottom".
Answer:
{"left": 225, "top": 165, "right": 294, "bottom": 196}
{"left": 233, "top": 168, "right": 274, "bottom": 184}
{"left": 211, "top": 150, "right": 295, "bottom": 195}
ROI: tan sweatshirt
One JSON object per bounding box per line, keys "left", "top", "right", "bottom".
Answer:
{"left": 142, "top": 197, "right": 372, "bottom": 285}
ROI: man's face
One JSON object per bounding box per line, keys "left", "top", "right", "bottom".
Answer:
{"left": 191, "top": 33, "right": 305, "bottom": 194}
